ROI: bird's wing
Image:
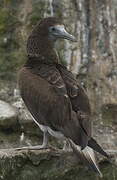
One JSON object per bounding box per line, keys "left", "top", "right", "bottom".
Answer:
{"left": 18, "top": 64, "right": 71, "bottom": 130}
{"left": 57, "top": 65, "right": 109, "bottom": 156}
{"left": 18, "top": 64, "right": 89, "bottom": 148}
{"left": 57, "top": 64, "right": 91, "bottom": 138}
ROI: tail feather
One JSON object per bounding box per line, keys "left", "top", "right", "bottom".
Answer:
{"left": 88, "top": 138, "right": 109, "bottom": 158}
{"left": 69, "top": 139, "right": 103, "bottom": 177}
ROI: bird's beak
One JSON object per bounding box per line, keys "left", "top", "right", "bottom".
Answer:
{"left": 53, "top": 25, "right": 77, "bottom": 42}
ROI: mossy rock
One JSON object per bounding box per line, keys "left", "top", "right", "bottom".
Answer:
{"left": 0, "top": 149, "right": 116, "bottom": 180}
{"left": 0, "top": 6, "right": 22, "bottom": 80}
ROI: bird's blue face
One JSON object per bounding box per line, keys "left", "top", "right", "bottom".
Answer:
{"left": 48, "top": 24, "right": 77, "bottom": 42}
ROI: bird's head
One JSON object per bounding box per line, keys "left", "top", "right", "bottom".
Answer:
{"left": 27, "top": 17, "right": 77, "bottom": 60}
{"left": 33, "top": 17, "right": 77, "bottom": 42}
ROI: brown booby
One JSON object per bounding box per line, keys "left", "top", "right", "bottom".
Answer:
{"left": 18, "top": 17, "right": 108, "bottom": 176}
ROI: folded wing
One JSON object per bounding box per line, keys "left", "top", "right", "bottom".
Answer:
{"left": 18, "top": 64, "right": 89, "bottom": 148}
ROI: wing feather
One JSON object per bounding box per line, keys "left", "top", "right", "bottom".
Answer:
{"left": 57, "top": 64, "right": 91, "bottom": 138}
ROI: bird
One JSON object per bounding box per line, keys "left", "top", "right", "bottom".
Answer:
{"left": 18, "top": 17, "right": 109, "bottom": 176}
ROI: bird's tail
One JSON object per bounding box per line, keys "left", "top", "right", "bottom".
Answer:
{"left": 88, "top": 138, "right": 109, "bottom": 158}
{"left": 68, "top": 139, "right": 103, "bottom": 177}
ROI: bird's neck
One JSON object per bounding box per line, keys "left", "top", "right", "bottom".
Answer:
{"left": 26, "top": 35, "right": 59, "bottom": 65}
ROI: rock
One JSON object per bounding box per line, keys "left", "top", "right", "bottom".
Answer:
{"left": 13, "top": 99, "right": 41, "bottom": 136}
{"left": 13, "top": 99, "right": 33, "bottom": 124}
{"left": 0, "top": 100, "right": 18, "bottom": 129}
{"left": 0, "top": 131, "right": 43, "bottom": 149}
{"left": 0, "top": 148, "right": 116, "bottom": 180}
{"left": 0, "top": 80, "right": 16, "bottom": 102}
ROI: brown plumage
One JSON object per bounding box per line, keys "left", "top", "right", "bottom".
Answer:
{"left": 18, "top": 17, "right": 108, "bottom": 176}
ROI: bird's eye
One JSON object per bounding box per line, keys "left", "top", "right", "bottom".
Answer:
{"left": 51, "top": 27, "right": 56, "bottom": 31}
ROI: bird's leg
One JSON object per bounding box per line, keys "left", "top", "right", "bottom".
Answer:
{"left": 15, "top": 131, "right": 48, "bottom": 150}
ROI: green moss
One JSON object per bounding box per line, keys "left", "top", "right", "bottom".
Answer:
{"left": 0, "top": 6, "right": 23, "bottom": 80}
{"left": 101, "top": 104, "right": 117, "bottom": 125}
{"left": 0, "top": 8, "right": 18, "bottom": 35}
{"left": 28, "top": 1, "right": 46, "bottom": 27}
{"left": 0, "top": 50, "right": 26, "bottom": 80}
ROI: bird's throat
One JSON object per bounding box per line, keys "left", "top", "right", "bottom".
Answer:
{"left": 27, "top": 35, "right": 59, "bottom": 64}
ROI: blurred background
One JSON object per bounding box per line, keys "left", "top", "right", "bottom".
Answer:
{"left": 0, "top": 0, "right": 117, "bottom": 179}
